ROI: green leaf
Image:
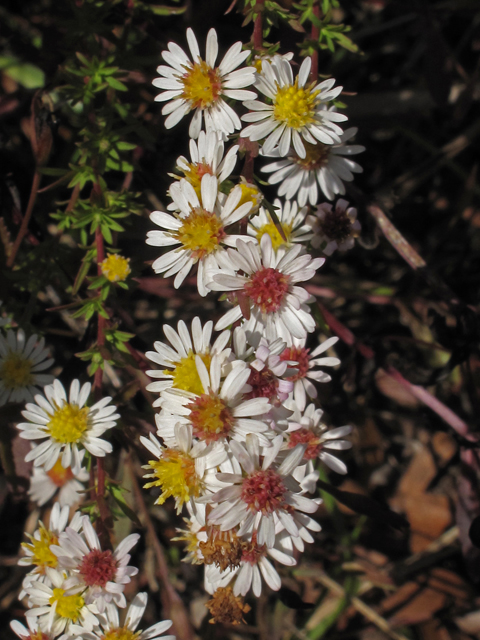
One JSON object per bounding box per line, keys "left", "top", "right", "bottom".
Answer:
{"left": 149, "top": 4, "right": 187, "bottom": 15}
{"left": 106, "top": 76, "right": 128, "bottom": 91}
{"left": 109, "top": 485, "right": 142, "bottom": 527}
{"left": 0, "top": 56, "right": 44, "bottom": 89}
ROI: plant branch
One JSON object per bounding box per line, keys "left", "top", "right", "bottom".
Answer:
{"left": 7, "top": 170, "right": 41, "bottom": 268}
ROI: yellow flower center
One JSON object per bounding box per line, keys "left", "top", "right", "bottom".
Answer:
{"left": 188, "top": 391, "right": 234, "bottom": 443}
{"left": 273, "top": 80, "right": 319, "bottom": 130}
{"left": 168, "top": 350, "right": 212, "bottom": 395}
{"left": 144, "top": 450, "right": 202, "bottom": 508}
{"left": 101, "top": 254, "right": 131, "bottom": 282}
{"left": 0, "top": 352, "right": 33, "bottom": 389}
{"left": 22, "top": 526, "right": 59, "bottom": 572}
{"left": 237, "top": 182, "right": 263, "bottom": 215}
{"left": 46, "top": 458, "right": 74, "bottom": 487}
{"left": 49, "top": 588, "right": 85, "bottom": 621}
{"left": 290, "top": 141, "right": 330, "bottom": 170}
{"left": 181, "top": 61, "right": 222, "bottom": 110}
{"left": 47, "top": 403, "right": 90, "bottom": 444}
{"left": 181, "top": 161, "right": 214, "bottom": 200}
{"left": 256, "top": 221, "right": 293, "bottom": 250}
{"left": 174, "top": 208, "right": 225, "bottom": 260}
{"left": 102, "top": 628, "right": 141, "bottom": 640}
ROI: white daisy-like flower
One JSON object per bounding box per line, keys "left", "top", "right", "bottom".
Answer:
{"left": 280, "top": 336, "right": 340, "bottom": 410}
{"left": 24, "top": 569, "right": 100, "bottom": 639}
{"left": 231, "top": 328, "right": 293, "bottom": 406}
{"left": 311, "top": 198, "right": 361, "bottom": 255}
{"left": 11, "top": 617, "right": 55, "bottom": 640}
{"left": 233, "top": 177, "right": 264, "bottom": 216}
{"left": 79, "top": 592, "right": 174, "bottom": 640}
{"left": 140, "top": 423, "right": 227, "bottom": 514}
{"left": 51, "top": 515, "right": 139, "bottom": 612}
{"left": 247, "top": 198, "right": 314, "bottom": 251}
{"left": 252, "top": 51, "right": 294, "bottom": 79}
{"left": 261, "top": 127, "right": 365, "bottom": 206}
{"left": 284, "top": 403, "right": 352, "bottom": 475}
{"left": 146, "top": 316, "right": 230, "bottom": 403}
{"left": 0, "top": 329, "right": 54, "bottom": 406}
{"left": 18, "top": 379, "right": 119, "bottom": 473}
{"left": 168, "top": 129, "right": 239, "bottom": 204}
{"left": 242, "top": 56, "right": 347, "bottom": 159}
{"left": 146, "top": 174, "right": 253, "bottom": 296}
{"left": 156, "top": 354, "right": 271, "bottom": 447}
{"left": 208, "top": 234, "right": 324, "bottom": 342}
{"left": 207, "top": 433, "right": 318, "bottom": 548}
{"left": 206, "top": 530, "right": 296, "bottom": 597}
{"left": 153, "top": 27, "right": 256, "bottom": 138}
{"left": 28, "top": 452, "right": 89, "bottom": 507}
{"left": 19, "top": 504, "right": 77, "bottom": 580}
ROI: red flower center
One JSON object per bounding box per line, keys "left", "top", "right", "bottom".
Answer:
{"left": 240, "top": 533, "right": 267, "bottom": 565}
{"left": 243, "top": 267, "right": 290, "bottom": 314}
{"left": 246, "top": 366, "right": 278, "bottom": 402}
{"left": 281, "top": 346, "right": 310, "bottom": 381}
{"left": 78, "top": 549, "right": 118, "bottom": 588}
{"left": 241, "top": 468, "right": 287, "bottom": 514}
{"left": 188, "top": 391, "right": 235, "bottom": 443}
{"left": 288, "top": 428, "right": 321, "bottom": 460}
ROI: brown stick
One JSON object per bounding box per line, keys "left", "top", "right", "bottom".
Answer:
{"left": 7, "top": 170, "right": 41, "bottom": 268}
{"left": 310, "top": 2, "right": 321, "bottom": 82}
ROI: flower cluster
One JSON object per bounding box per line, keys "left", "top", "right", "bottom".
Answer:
{"left": 141, "top": 27, "right": 363, "bottom": 622}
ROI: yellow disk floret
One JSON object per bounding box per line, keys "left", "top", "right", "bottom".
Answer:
{"left": 169, "top": 350, "right": 212, "bottom": 395}
{"left": 49, "top": 588, "right": 85, "bottom": 621}
{"left": 182, "top": 61, "right": 222, "bottom": 110}
{"left": 256, "top": 220, "right": 293, "bottom": 250}
{"left": 291, "top": 140, "right": 330, "bottom": 170}
{"left": 102, "top": 628, "right": 141, "bottom": 640}
{"left": 144, "top": 449, "right": 202, "bottom": 512}
{"left": 22, "top": 525, "right": 59, "bottom": 572}
{"left": 0, "top": 352, "right": 33, "bottom": 389}
{"left": 101, "top": 254, "right": 131, "bottom": 282}
{"left": 47, "top": 403, "right": 90, "bottom": 444}
{"left": 236, "top": 180, "right": 263, "bottom": 215}
{"left": 181, "top": 161, "right": 214, "bottom": 199}
{"left": 175, "top": 208, "right": 225, "bottom": 260}
{"left": 273, "top": 81, "right": 319, "bottom": 130}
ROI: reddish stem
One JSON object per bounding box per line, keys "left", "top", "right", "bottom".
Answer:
{"left": 7, "top": 170, "right": 41, "bottom": 268}
{"left": 253, "top": 0, "right": 265, "bottom": 50}
{"left": 310, "top": 3, "right": 321, "bottom": 82}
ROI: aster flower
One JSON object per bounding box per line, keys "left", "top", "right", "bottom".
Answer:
{"left": 0, "top": 329, "right": 54, "bottom": 406}
{"left": 28, "top": 452, "right": 89, "bottom": 507}
{"left": 100, "top": 254, "right": 131, "bottom": 283}
{"left": 234, "top": 177, "right": 263, "bottom": 216}
{"left": 51, "top": 515, "right": 139, "bottom": 612}
{"left": 247, "top": 198, "right": 314, "bottom": 250}
{"left": 140, "top": 423, "right": 227, "bottom": 513}
{"left": 232, "top": 328, "right": 293, "bottom": 407}
{"left": 206, "top": 530, "right": 296, "bottom": 597}
{"left": 24, "top": 569, "right": 100, "bottom": 639}
{"left": 19, "top": 504, "right": 77, "bottom": 580}
{"left": 146, "top": 316, "right": 230, "bottom": 403}
{"left": 280, "top": 336, "right": 340, "bottom": 411}
{"left": 261, "top": 128, "right": 365, "bottom": 206}
{"left": 79, "top": 593, "right": 174, "bottom": 640}
{"left": 242, "top": 56, "right": 347, "bottom": 159}
{"left": 169, "top": 129, "right": 239, "bottom": 203}
{"left": 156, "top": 354, "right": 271, "bottom": 447}
{"left": 207, "top": 433, "right": 318, "bottom": 548}
{"left": 11, "top": 616, "right": 55, "bottom": 640}
{"left": 146, "top": 174, "right": 253, "bottom": 296}
{"left": 153, "top": 27, "right": 256, "bottom": 138}
{"left": 208, "top": 235, "right": 324, "bottom": 342}
{"left": 18, "top": 379, "right": 119, "bottom": 472}
{"left": 311, "top": 199, "right": 361, "bottom": 255}
{"left": 284, "top": 403, "right": 352, "bottom": 475}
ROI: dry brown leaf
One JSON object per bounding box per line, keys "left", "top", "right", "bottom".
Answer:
{"left": 375, "top": 368, "right": 420, "bottom": 408}
{"left": 380, "top": 582, "right": 446, "bottom": 627}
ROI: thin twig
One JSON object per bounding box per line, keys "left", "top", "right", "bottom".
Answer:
{"left": 7, "top": 170, "right": 41, "bottom": 268}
